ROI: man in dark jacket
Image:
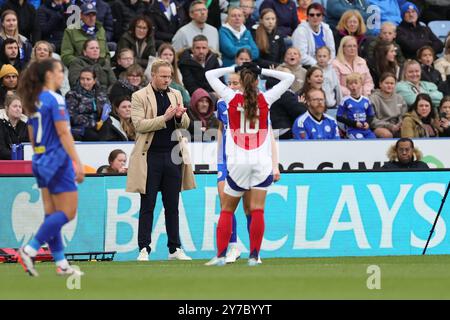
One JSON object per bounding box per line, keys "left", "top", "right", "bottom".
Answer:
{"left": 382, "top": 137, "right": 429, "bottom": 169}
{"left": 110, "top": 0, "right": 147, "bottom": 42}
{"left": 178, "top": 34, "right": 221, "bottom": 95}
{"left": 0, "top": 38, "right": 25, "bottom": 72}
{"left": 396, "top": 2, "right": 444, "bottom": 59}
{"left": 146, "top": 0, "right": 188, "bottom": 50}
{"left": 0, "top": 0, "right": 41, "bottom": 44}
{"left": 37, "top": 0, "right": 71, "bottom": 53}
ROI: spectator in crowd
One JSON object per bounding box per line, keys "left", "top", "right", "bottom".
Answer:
{"left": 316, "top": 46, "right": 342, "bottom": 110}
{"left": 116, "top": 15, "right": 156, "bottom": 70}
{"left": 437, "top": 96, "right": 450, "bottom": 137}
{"left": 439, "top": 75, "right": 450, "bottom": 96}
{"left": 187, "top": 87, "right": 219, "bottom": 142}
{"left": 332, "top": 35, "right": 374, "bottom": 97}
{"left": 259, "top": 0, "right": 298, "bottom": 38}
{"left": 74, "top": 0, "right": 114, "bottom": 42}
{"left": 29, "top": 40, "right": 52, "bottom": 62}
{"left": 100, "top": 97, "right": 136, "bottom": 141}
{"left": 109, "top": 63, "right": 144, "bottom": 105}
{"left": 178, "top": 34, "right": 221, "bottom": 95}
{"left": 434, "top": 34, "right": 450, "bottom": 82}
{"left": 60, "top": 3, "right": 109, "bottom": 66}
{"left": 382, "top": 137, "right": 429, "bottom": 169}
{"left": 396, "top": 1, "right": 443, "bottom": 60}
{"left": 0, "top": 64, "right": 18, "bottom": 107}
{"left": 366, "top": 22, "right": 405, "bottom": 69}
{"left": 369, "top": 40, "right": 401, "bottom": 87}
{"left": 396, "top": 59, "right": 443, "bottom": 108}
{"left": 276, "top": 46, "right": 306, "bottom": 94}
{"left": 326, "top": 0, "right": 371, "bottom": 31}
{"left": 0, "top": 0, "right": 40, "bottom": 44}
{"left": 333, "top": 10, "right": 371, "bottom": 58}
{"left": 220, "top": 6, "right": 259, "bottom": 67}
{"left": 0, "top": 94, "right": 27, "bottom": 160}
{"left": 37, "top": 0, "right": 70, "bottom": 53}
{"left": 298, "top": 65, "right": 323, "bottom": 100}
{"left": 267, "top": 67, "right": 307, "bottom": 139}
{"left": 172, "top": 0, "right": 219, "bottom": 53}
{"left": 337, "top": 72, "right": 376, "bottom": 139}
{"left": 145, "top": 42, "right": 190, "bottom": 107}
{"left": 292, "top": 3, "right": 335, "bottom": 67}
{"left": 66, "top": 66, "right": 112, "bottom": 141}
{"left": 240, "top": 0, "right": 257, "bottom": 30}
{"left": 110, "top": 0, "right": 146, "bottom": 43}
{"left": 126, "top": 59, "right": 193, "bottom": 262}
{"left": 147, "top": 0, "right": 188, "bottom": 49}
{"left": 401, "top": 93, "right": 439, "bottom": 138}
{"left": 292, "top": 87, "right": 340, "bottom": 139}
{"left": 98, "top": 149, "right": 128, "bottom": 173}
{"left": 370, "top": 72, "right": 407, "bottom": 138}
{"left": 0, "top": 38, "right": 25, "bottom": 71}
{"left": 366, "top": 0, "right": 402, "bottom": 33}
{"left": 296, "top": 0, "right": 311, "bottom": 24}
{"left": 235, "top": 47, "right": 253, "bottom": 65}
{"left": 417, "top": 46, "right": 442, "bottom": 87}
{"left": 113, "top": 48, "right": 135, "bottom": 79}
{"left": 68, "top": 39, "right": 116, "bottom": 89}
{"left": 253, "top": 8, "right": 285, "bottom": 69}
{"left": 0, "top": 10, "right": 32, "bottom": 65}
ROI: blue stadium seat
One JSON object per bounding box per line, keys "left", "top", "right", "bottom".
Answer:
{"left": 428, "top": 20, "right": 450, "bottom": 43}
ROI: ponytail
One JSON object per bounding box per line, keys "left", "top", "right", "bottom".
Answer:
{"left": 240, "top": 68, "right": 258, "bottom": 123}
{"left": 17, "top": 58, "right": 61, "bottom": 116}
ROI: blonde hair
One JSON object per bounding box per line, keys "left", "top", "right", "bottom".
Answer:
{"left": 381, "top": 21, "right": 397, "bottom": 33}
{"left": 0, "top": 10, "right": 21, "bottom": 45}
{"left": 30, "top": 41, "right": 53, "bottom": 63}
{"left": 336, "top": 10, "right": 366, "bottom": 35}
{"left": 401, "top": 59, "right": 421, "bottom": 81}
{"left": 345, "top": 72, "right": 362, "bottom": 85}
{"left": 227, "top": 6, "right": 244, "bottom": 23}
{"left": 151, "top": 58, "right": 173, "bottom": 75}
{"left": 336, "top": 36, "right": 358, "bottom": 63}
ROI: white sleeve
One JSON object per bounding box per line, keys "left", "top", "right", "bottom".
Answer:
{"left": 261, "top": 68, "right": 295, "bottom": 106}
{"left": 205, "top": 66, "right": 236, "bottom": 103}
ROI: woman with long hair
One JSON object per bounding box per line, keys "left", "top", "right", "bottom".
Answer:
{"left": 16, "top": 58, "right": 85, "bottom": 277}
{"left": 334, "top": 10, "right": 371, "bottom": 57}
{"left": 205, "top": 62, "right": 294, "bottom": 266}
{"left": 369, "top": 40, "right": 400, "bottom": 86}
{"left": 0, "top": 10, "right": 32, "bottom": 66}
{"left": 401, "top": 93, "right": 439, "bottom": 138}
{"left": 253, "top": 8, "right": 285, "bottom": 69}
{"left": 299, "top": 65, "right": 324, "bottom": 101}
{"left": 100, "top": 96, "right": 136, "bottom": 141}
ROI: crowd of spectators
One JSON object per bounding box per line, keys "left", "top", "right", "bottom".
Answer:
{"left": 0, "top": 0, "right": 450, "bottom": 160}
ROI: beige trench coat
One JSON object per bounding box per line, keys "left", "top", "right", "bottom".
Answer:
{"left": 126, "top": 84, "right": 196, "bottom": 194}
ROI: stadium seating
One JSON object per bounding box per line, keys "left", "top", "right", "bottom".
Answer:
{"left": 428, "top": 20, "right": 450, "bottom": 43}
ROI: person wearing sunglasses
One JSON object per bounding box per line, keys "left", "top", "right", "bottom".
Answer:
{"left": 292, "top": 3, "right": 335, "bottom": 67}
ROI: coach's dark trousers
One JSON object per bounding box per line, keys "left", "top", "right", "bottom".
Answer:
{"left": 138, "top": 151, "right": 182, "bottom": 253}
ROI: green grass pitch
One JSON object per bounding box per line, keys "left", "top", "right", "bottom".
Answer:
{"left": 1, "top": 255, "right": 450, "bottom": 299}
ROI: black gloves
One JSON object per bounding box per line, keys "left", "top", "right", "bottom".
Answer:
{"left": 235, "top": 62, "right": 262, "bottom": 75}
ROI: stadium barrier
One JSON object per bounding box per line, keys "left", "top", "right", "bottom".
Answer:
{"left": 1, "top": 170, "right": 450, "bottom": 261}
{"left": 23, "top": 138, "right": 450, "bottom": 172}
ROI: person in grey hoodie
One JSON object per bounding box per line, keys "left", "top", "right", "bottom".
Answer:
{"left": 370, "top": 72, "right": 407, "bottom": 138}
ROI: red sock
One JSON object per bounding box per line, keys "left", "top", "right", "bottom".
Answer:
{"left": 249, "top": 209, "right": 265, "bottom": 259}
{"left": 216, "top": 210, "right": 234, "bottom": 257}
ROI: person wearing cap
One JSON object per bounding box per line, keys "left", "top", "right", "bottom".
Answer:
{"left": 60, "top": 2, "right": 109, "bottom": 66}
{"left": 396, "top": 1, "right": 443, "bottom": 59}
{"left": 73, "top": 0, "right": 114, "bottom": 42}
{"left": 0, "top": 64, "right": 18, "bottom": 107}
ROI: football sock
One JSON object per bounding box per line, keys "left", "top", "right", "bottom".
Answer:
{"left": 229, "top": 214, "right": 237, "bottom": 244}
{"left": 216, "top": 210, "right": 234, "bottom": 258}
{"left": 249, "top": 209, "right": 264, "bottom": 259}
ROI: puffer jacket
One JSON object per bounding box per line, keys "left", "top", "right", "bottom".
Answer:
{"left": 401, "top": 109, "right": 439, "bottom": 138}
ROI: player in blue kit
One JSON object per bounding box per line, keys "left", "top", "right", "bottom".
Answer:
{"left": 292, "top": 88, "right": 340, "bottom": 140}
{"left": 336, "top": 73, "right": 376, "bottom": 139}
{"left": 16, "top": 59, "right": 85, "bottom": 277}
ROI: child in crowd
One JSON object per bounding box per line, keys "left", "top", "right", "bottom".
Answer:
{"left": 417, "top": 46, "right": 442, "bottom": 87}
{"left": 337, "top": 73, "right": 376, "bottom": 139}
{"left": 276, "top": 47, "right": 306, "bottom": 94}
{"left": 367, "top": 22, "right": 405, "bottom": 66}
{"left": 316, "top": 46, "right": 341, "bottom": 110}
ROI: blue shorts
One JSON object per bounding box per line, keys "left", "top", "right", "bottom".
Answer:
{"left": 347, "top": 129, "right": 376, "bottom": 139}
{"left": 33, "top": 152, "right": 77, "bottom": 194}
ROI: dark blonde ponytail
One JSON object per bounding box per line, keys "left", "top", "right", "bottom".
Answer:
{"left": 240, "top": 68, "right": 258, "bottom": 123}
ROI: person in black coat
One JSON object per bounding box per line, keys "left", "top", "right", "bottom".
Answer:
{"left": 266, "top": 75, "right": 307, "bottom": 139}
{"left": 0, "top": 0, "right": 40, "bottom": 44}
{"left": 146, "top": 0, "right": 188, "bottom": 50}
{"left": 417, "top": 45, "right": 442, "bottom": 87}
{"left": 108, "top": 63, "right": 144, "bottom": 105}
{"left": 439, "top": 77, "right": 450, "bottom": 96}
{"left": 110, "top": 0, "right": 147, "bottom": 42}
{"left": 381, "top": 137, "right": 429, "bottom": 169}
{"left": 37, "top": 0, "right": 70, "bottom": 53}
{"left": 0, "top": 94, "right": 28, "bottom": 160}
{"left": 75, "top": 0, "right": 114, "bottom": 42}
{"left": 0, "top": 38, "right": 25, "bottom": 71}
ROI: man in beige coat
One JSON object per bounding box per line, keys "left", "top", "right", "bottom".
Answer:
{"left": 126, "top": 59, "right": 194, "bottom": 261}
